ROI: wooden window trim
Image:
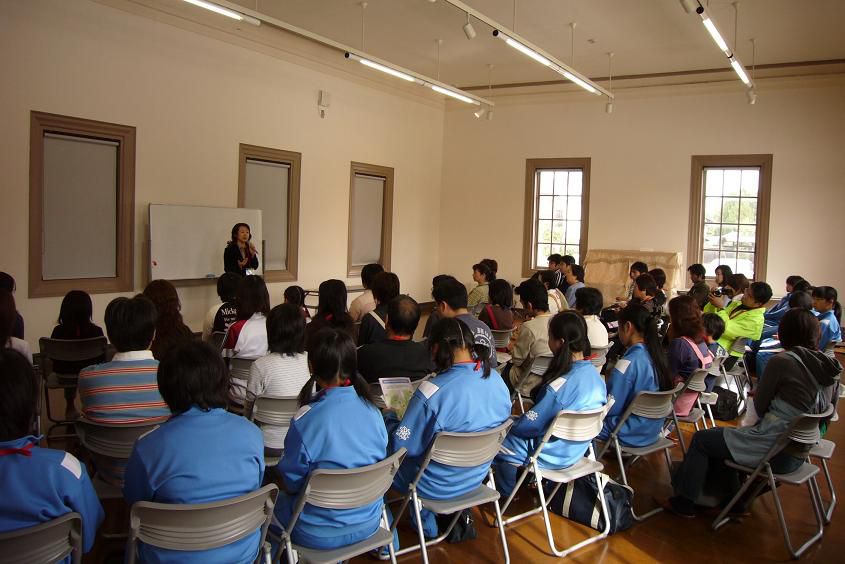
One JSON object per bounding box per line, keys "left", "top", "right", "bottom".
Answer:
{"left": 687, "top": 154, "right": 773, "bottom": 281}
{"left": 29, "top": 111, "right": 135, "bottom": 298}
{"left": 347, "top": 162, "right": 394, "bottom": 278}
{"left": 522, "top": 158, "right": 591, "bottom": 278}
{"left": 237, "top": 144, "right": 302, "bottom": 283}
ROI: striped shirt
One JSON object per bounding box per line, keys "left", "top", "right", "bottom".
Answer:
{"left": 247, "top": 352, "right": 310, "bottom": 449}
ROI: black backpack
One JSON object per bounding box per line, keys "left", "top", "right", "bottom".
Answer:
{"left": 712, "top": 385, "right": 739, "bottom": 420}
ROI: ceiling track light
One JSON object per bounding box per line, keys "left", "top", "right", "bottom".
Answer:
{"left": 463, "top": 12, "right": 477, "bottom": 40}
{"left": 182, "top": 0, "right": 260, "bottom": 25}
{"left": 685, "top": 1, "right": 754, "bottom": 89}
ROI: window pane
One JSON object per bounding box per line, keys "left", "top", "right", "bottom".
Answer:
{"left": 538, "top": 220, "right": 552, "bottom": 243}
{"left": 536, "top": 244, "right": 550, "bottom": 268}
{"left": 538, "top": 195, "right": 553, "bottom": 219}
{"left": 703, "top": 250, "right": 720, "bottom": 272}
{"left": 554, "top": 171, "right": 568, "bottom": 195}
{"left": 738, "top": 225, "right": 756, "bottom": 251}
{"left": 565, "top": 245, "right": 580, "bottom": 262}
{"left": 719, "top": 253, "right": 738, "bottom": 274}
{"left": 550, "top": 244, "right": 564, "bottom": 256}
{"left": 738, "top": 252, "right": 755, "bottom": 278}
{"left": 551, "top": 220, "right": 565, "bottom": 243}
{"left": 703, "top": 224, "right": 721, "bottom": 249}
{"left": 723, "top": 170, "right": 741, "bottom": 196}
{"left": 722, "top": 198, "right": 739, "bottom": 223}
{"left": 350, "top": 175, "right": 384, "bottom": 266}
{"left": 720, "top": 225, "right": 738, "bottom": 250}
{"left": 741, "top": 169, "right": 759, "bottom": 197}
{"left": 705, "top": 169, "right": 723, "bottom": 196}
{"left": 244, "top": 159, "right": 289, "bottom": 271}
{"left": 568, "top": 170, "right": 583, "bottom": 195}
{"left": 566, "top": 221, "right": 581, "bottom": 244}
{"left": 704, "top": 197, "right": 722, "bottom": 223}
{"left": 739, "top": 198, "right": 757, "bottom": 224}
{"left": 552, "top": 196, "right": 566, "bottom": 220}
{"left": 539, "top": 171, "right": 554, "bottom": 195}
{"left": 566, "top": 197, "right": 582, "bottom": 221}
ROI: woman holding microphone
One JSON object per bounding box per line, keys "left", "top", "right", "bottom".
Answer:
{"left": 224, "top": 223, "right": 259, "bottom": 276}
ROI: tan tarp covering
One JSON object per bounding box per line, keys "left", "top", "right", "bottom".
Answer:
{"left": 583, "top": 249, "right": 684, "bottom": 307}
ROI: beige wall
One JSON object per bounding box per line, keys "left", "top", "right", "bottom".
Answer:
{"left": 0, "top": 0, "right": 445, "bottom": 346}
{"left": 440, "top": 76, "right": 845, "bottom": 295}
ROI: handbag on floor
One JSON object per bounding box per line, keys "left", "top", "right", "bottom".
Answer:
{"left": 546, "top": 472, "right": 634, "bottom": 534}
{"left": 712, "top": 385, "right": 739, "bottom": 420}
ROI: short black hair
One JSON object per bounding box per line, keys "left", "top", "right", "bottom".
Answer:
{"left": 104, "top": 295, "right": 157, "bottom": 352}
{"left": 432, "top": 278, "right": 468, "bottom": 310}
{"left": 786, "top": 275, "right": 804, "bottom": 287}
{"left": 570, "top": 264, "right": 585, "bottom": 283}
{"left": 635, "top": 273, "right": 658, "bottom": 297}
{"left": 489, "top": 279, "right": 513, "bottom": 309}
{"left": 575, "top": 287, "right": 603, "bottom": 315}
{"left": 748, "top": 281, "right": 773, "bottom": 306}
{"left": 631, "top": 261, "right": 648, "bottom": 274}
{"left": 547, "top": 253, "right": 563, "bottom": 264}
{"left": 472, "top": 262, "right": 495, "bottom": 283}
{"left": 58, "top": 290, "right": 93, "bottom": 329}
{"left": 648, "top": 268, "right": 666, "bottom": 290}
{"left": 158, "top": 340, "right": 228, "bottom": 414}
{"left": 283, "top": 285, "right": 306, "bottom": 306}
{"left": 0, "top": 349, "right": 36, "bottom": 441}
{"left": 702, "top": 313, "right": 725, "bottom": 340}
{"left": 361, "top": 263, "right": 385, "bottom": 289}
{"left": 371, "top": 272, "right": 401, "bottom": 304}
{"left": 267, "top": 303, "right": 305, "bottom": 355}
{"left": 688, "top": 264, "right": 706, "bottom": 278}
{"left": 0, "top": 272, "right": 15, "bottom": 293}
{"left": 480, "top": 258, "right": 498, "bottom": 275}
{"left": 515, "top": 279, "right": 549, "bottom": 311}
{"left": 793, "top": 279, "right": 812, "bottom": 294}
{"left": 236, "top": 275, "right": 271, "bottom": 320}
{"left": 387, "top": 295, "right": 420, "bottom": 336}
{"left": 217, "top": 273, "right": 241, "bottom": 302}
{"left": 561, "top": 255, "right": 576, "bottom": 266}
{"left": 778, "top": 308, "right": 820, "bottom": 350}
{"left": 538, "top": 270, "right": 557, "bottom": 288}
{"left": 788, "top": 291, "right": 813, "bottom": 310}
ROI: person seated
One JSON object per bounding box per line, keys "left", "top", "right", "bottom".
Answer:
{"left": 349, "top": 263, "right": 383, "bottom": 323}
{"left": 812, "top": 286, "right": 842, "bottom": 351}
{"left": 304, "top": 279, "right": 355, "bottom": 351}
{"left": 270, "top": 329, "right": 389, "bottom": 553}
{"left": 244, "top": 304, "right": 310, "bottom": 457}
{"left": 143, "top": 279, "right": 194, "bottom": 360}
{"left": 124, "top": 341, "right": 264, "bottom": 563}
{"left": 467, "top": 262, "right": 495, "bottom": 309}
{"left": 493, "top": 312, "right": 607, "bottom": 497}
{"left": 431, "top": 277, "right": 497, "bottom": 365}
{"left": 480, "top": 258, "right": 498, "bottom": 278}
{"left": 702, "top": 313, "right": 728, "bottom": 364}
{"left": 630, "top": 273, "right": 662, "bottom": 314}
{"left": 574, "top": 287, "right": 609, "bottom": 349}
{"left": 704, "top": 281, "right": 773, "bottom": 369}
{"left": 760, "top": 279, "right": 811, "bottom": 342}
{"left": 615, "top": 261, "right": 648, "bottom": 302}
{"left": 754, "top": 291, "right": 815, "bottom": 378}
{"left": 763, "top": 275, "right": 804, "bottom": 328}
{"left": 358, "top": 295, "right": 434, "bottom": 383}
{"left": 539, "top": 270, "right": 568, "bottom": 314}
{"left": 283, "top": 285, "right": 311, "bottom": 320}
{"left": 713, "top": 264, "right": 733, "bottom": 291}
{"left": 506, "top": 279, "right": 554, "bottom": 396}
{"left": 667, "top": 296, "right": 714, "bottom": 416}
{"left": 0, "top": 272, "right": 24, "bottom": 338}
{"left": 389, "top": 318, "right": 511, "bottom": 539}
{"left": 599, "top": 304, "right": 674, "bottom": 446}
{"left": 725, "top": 274, "right": 750, "bottom": 303}
{"left": 0, "top": 349, "right": 104, "bottom": 559}
{"left": 479, "top": 278, "right": 516, "bottom": 335}
{"left": 663, "top": 308, "right": 841, "bottom": 517}
{"left": 358, "top": 272, "right": 401, "bottom": 346}
{"left": 203, "top": 272, "right": 240, "bottom": 341}
{"left": 224, "top": 275, "right": 272, "bottom": 405}
{"left": 564, "top": 265, "right": 586, "bottom": 309}
{"left": 422, "top": 275, "right": 452, "bottom": 339}
{"left": 686, "top": 264, "right": 710, "bottom": 309}
{"left": 649, "top": 268, "right": 668, "bottom": 310}
{"left": 0, "top": 290, "right": 31, "bottom": 363}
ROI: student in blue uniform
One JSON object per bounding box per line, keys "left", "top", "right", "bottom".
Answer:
{"left": 493, "top": 312, "right": 607, "bottom": 497}
{"left": 123, "top": 341, "right": 265, "bottom": 564}
{"left": 0, "top": 349, "right": 103, "bottom": 562}
{"left": 271, "top": 328, "right": 390, "bottom": 552}
{"left": 812, "top": 286, "right": 842, "bottom": 351}
{"left": 599, "top": 304, "right": 673, "bottom": 446}
{"left": 389, "top": 317, "right": 512, "bottom": 538}
{"left": 759, "top": 277, "right": 809, "bottom": 342}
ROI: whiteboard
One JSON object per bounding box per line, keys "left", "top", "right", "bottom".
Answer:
{"left": 149, "top": 204, "right": 262, "bottom": 281}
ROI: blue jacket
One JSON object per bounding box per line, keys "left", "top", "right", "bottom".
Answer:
{"left": 764, "top": 293, "right": 792, "bottom": 325}
{"left": 601, "top": 344, "right": 663, "bottom": 447}
{"left": 390, "top": 362, "right": 512, "bottom": 499}
{"left": 124, "top": 407, "right": 264, "bottom": 564}
{"left": 274, "top": 386, "right": 388, "bottom": 549}
{"left": 818, "top": 310, "right": 842, "bottom": 350}
{"left": 0, "top": 437, "right": 104, "bottom": 563}
{"left": 497, "top": 360, "right": 606, "bottom": 469}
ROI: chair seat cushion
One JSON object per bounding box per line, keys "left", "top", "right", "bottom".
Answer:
{"left": 677, "top": 409, "right": 704, "bottom": 423}
{"left": 698, "top": 392, "right": 718, "bottom": 405}
{"left": 419, "top": 485, "right": 500, "bottom": 515}
{"left": 496, "top": 353, "right": 512, "bottom": 366}
{"left": 725, "top": 460, "right": 820, "bottom": 485}
{"left": 536, "top": 458, "right": 603, "bottom": 484}
{"left": 809, "top": 439, "right": 835, "bottom": 459}
{"left": 293, "top": 527, "right": 393, "bottom": 564}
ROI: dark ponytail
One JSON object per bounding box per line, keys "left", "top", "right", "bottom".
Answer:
{"left": 296, "top": 328, "right": 375, "bottom": 407}
{"left": 618, "top": 304, "right": 672, "bottom": 391}
{"left": 428, "top": 317, "right": 491, "bottom": 378}
{"left": 540, "top": 312, "right": 591, "bottom": 390}
{"left": 812, "top": 286, "right": 841, "bottom": 323}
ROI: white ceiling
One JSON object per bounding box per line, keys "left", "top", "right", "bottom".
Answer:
{"left": 219, "top": 0, "right": 845, "bottom": 88}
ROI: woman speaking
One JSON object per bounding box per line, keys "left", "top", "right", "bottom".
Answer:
{"left": 224, "top": 223, "right": 259, "bottom": 276}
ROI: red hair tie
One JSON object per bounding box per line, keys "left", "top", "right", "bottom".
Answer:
{"left": 343, "top": 378, "right": 352, "bottom": 387}
{"left": 0, "top": 443, "right": 34, "bottom": 457}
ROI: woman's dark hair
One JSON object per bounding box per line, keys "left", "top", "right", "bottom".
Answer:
{"left": 104, "top": 295, "right": 157, "bottom": 352}
{"left": 284, "top": 285, "right": 306, "bottom": 305}
{"left": 489, "top": 279, "right": 513, "bottom": 309}
{"left": 297, "top": 328, "right": 374, "bottom": 407}
{"left": 786, "top": 275, "right": 804, "bottom": 287}
{"left": 236, "top": 275, "right": 271, "bottom": 320}
{"left": 575, "top": 287, "right": 603, "bottom": 315}
{"left": 57, "top": 290, "right": 94, "bottom": 332}
{"left": 540, "top": 312, "right": 591, "bottom": 391}
{"left": 317, "top": 279, "right": 348, "bottom": 319}
{"left": 432, "top": 278, "right": 468, "bottom": 310}
{"left": 793, "top": 279, "right": 812, "bottom": 294}
{"left": 472, "top": 262, "right": 496, "bottom": 283}
{"left": 0, "top": 349, "right": 36, "bottom": 441}
{"left": 648, "top": 268, "right": 666, "bottom": 290}
{"left": 480, "top": 258, "right": 498, "bottom": 275}
{"left": 687, "top": 264, "right": 706, "bottom": 278}
{"left": 428, "top": 317, "right": 491, "bottom": 378}
{"left": 812, "top": 286, "right": 842, "bottom": 323}
{"left": 634, "top": 273, "right": 658, "bottom": 297}
{"left": 229, "top": 222, "right": 251, "bottom": 244}
{"left": 361, "top": 263, "right": 385, "bottom": 289}
{"left": 779, "top": 308, "right": 821, "bottom": 350}
{"left": 668, "top": 295, "right": 705, "bottom": 341}
{"left": 570, "top": 264, "right": 585, "bottom": 283}
{"left": 702, "top": 312, "right": 725, "bottom": 341}
{"left": 618, "top": 304, "right": 672, "bottom": 391}
{"left": 539, "top": 269, "right": 557, "bottom": 289}
{"left": 715, "top": 264, "right": 733, "bottom": 284}
{"left": 0, "top": 272, "right": 16, "bottom": 292}
{"left": 371, "top": 272, "right": 401, "bottom": 305}
{"left": 143, "top": 280, "right": 192, "bottom": 357}
{"left": 630, "top": 261, "right": 648, "bottom": 275}
{"left": 267, "top": 303, "right": 305, "bottom": 356}
{"left": 158, "top": 341, "right": 228, "bottom": 414}
{"left": 726, "top": 274, "right": 750, "bottom": 295}
{"left": 217, "top": 273, "right": 241, "bottom": 302}
{"left": 788, "top": 291, "right": 813, "bottom": 310}
{"left": 515, "top": 279, "right": 549, "bottom": 311}
{"left": 0, "top": 290, "right": 17, "bottom": 346}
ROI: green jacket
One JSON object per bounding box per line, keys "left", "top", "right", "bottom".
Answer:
{"left": 704, "top": 300, "right": 765, "bottom": 356}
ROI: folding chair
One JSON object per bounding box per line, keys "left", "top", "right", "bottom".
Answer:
{"left": 670, "top": 369, "right": 710, "bottom": 452}
{"left": 596, "top": 388, "right": 678, "bottom": 520}
{"left": 809, "top": 438, "right": 836, "bottom": 524}
{"left": 247, "top": 396, "right": 299, "bottom": 466}
{"left": 0, "top": 512, "right": 82, "bottom": 564}
{"left": 712, "top": 406, "right": 833, "bottom": 559}
{"left": 512, "top": 353, "right": 554, "bottom": 414}
{"left": 228, "top": 357, "right": 257, "bottom": 415}
{"left": 724, "top": 337, "right": 751, "bottom": 415}
{"left": 499, "top": 402, "right": 615, "bottom": 557}
{"left": 39, "top": 337, "right": 109, "bottom": 442}
{"left": 823, "top": 341, "right": 839, "bottom": 359}
{"left": 209, "top": 331, "right": 227, "bottom": 352}
{"left": 491, "top": 329, "right": 513, "bottom": 366}
{"left": 126, "top": 484, "right": 278, "bottom": 564}
{"left": 391, "top": 421, "right": 513, "bottom": 564}
{"left": 589, "top": 344, "right": 612, "bottom": 373}
{"left": 699, "top": 355, "right": 728, "bottom": 427}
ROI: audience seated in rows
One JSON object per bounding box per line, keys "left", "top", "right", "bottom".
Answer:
{"left": 224, "top": 275, "right": 271, "bottom": 404}
{"left": 540, "top": 269, "right": 568, "bottom": 314}
{"left": 432, "top": 277, "right": 496, "bottom": 365}
{"left": 686, "top": 263, "right": 710, "bottom": 310}
{"left": 202, "top": 272, "right": 239, "bottom": 341}
{"left": 506, "top": 279, "right": 553, "bottom": 395}
{"left": 283, "top": 285, "right": 311, "bottom": 320}
{"left": 704, "top": 281, "right": 772, "bottom": 368}
{"left": 143, "top": 279, "right": 193, "bottom": 360}
{"left": 574, "top": 287, "right": 609, "bottom": 349}
{"left": 564, "top": 264, "right": 585, "bottom": 309}
{"left": 547, "top": 253, "right": 575, "bottom": 293}
{"left": 358, "top": 271, "right": 401, "bottom": 346}
{"left": 349, "top": 263, "right": 383, "bottom": 323}
{"left": 616, "top": 261, "right": 648, "bottom": 303}
{"left": 304, "top": 279, "right": 354, "bottom": 351}
{"left": 668, "top": 296, "right": 714, "bottom": 414}
{"left": 478, "top": 278, "right": 516, "bottom": 333}
{"left": 813, "top": 286, "right": 842, "bottom": 351}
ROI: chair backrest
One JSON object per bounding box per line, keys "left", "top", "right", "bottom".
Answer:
{"left": 787, "top": 405, "right": 835, "bottom": 445}
{"left": 729, "top": 337, "right": 750, "bottom": 356}
{"left": 127, "top": 484, "right": 278, "bottom": 560}
{"left": 0, "top": 512, "right": 82, "bottom": 564}
{"left": 590, "top": 344, "right": 611, "bottom": 369}
{"left": 684, "top": 368, "right": 710, "bottom": 393}
{"left": 823, "top": 341, "right": 838, "bottom": 359}
{"left": 428, "top": 420, "right": 513, "bottom": 468}
{"left": 209, "top": 331, "right": 226, "bottom": 352}
{"left": 549, "top": 399, "right": 615, "bottom": 442}
{"left": 250, "top": 396, "right": 299, "bottom": 428}
{"left": 707, "top": 354, "right": 726, "bottom": 376}
{"left": 38, "top": 337, "right": 109, "bottom": 374}
{"left": 529, "top": 353, "right": 554, "bottom": 376}
{"left": 228, "top": 357, "right": 255, "bottom": 380}
{"left": 628, "top": 388, "right": 677, "bottom": 420}
{"left": 76, "top": 418, "right": 161, "bottom": 459}
{"left": 490, "top": 329, "right": 512, "bottom": 350}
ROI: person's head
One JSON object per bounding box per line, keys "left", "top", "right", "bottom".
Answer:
{"left": 57, "top": 290, "right": 94, "bottom": 329}
{"left": 158, "top": 341, "right": 228, "bottom": 414}
{"left": 360, "top": 263, "right": 385, "bottom": 290}
{"left": 630, "top": 261, "right": 648, "bottom": 280}
{"left": 235, "top": 275, "right": 271, "bottom": 320}
{"left": 317, "top": 279, "right": 348, "bottom": 318}
{"left": 786, "top": 275, "right": 804, "bottom": 293}
{"left": 386, "top": 295, "right": 420, "bottom": 337}
{"left": 230, "top": 222, "right": 251, "bottom": 244}
{"left": 714, "top": 264, "right": 733, "bottom": 286}
{"left": 488, "top": 279, "right": 513, "bottom": 309}
{"left": 298, "top": 328, "right": 374, "bottom": 406}
{"left": 541, "top": 312, "right": 591, "bottom": 389}
{"left": 0, "top": 349, "right": 37, "bottom": 441}
{"left": 633, "top": 273, "right": 658, "bottom": 301}
{"left": 812, "top": 286, "right": 842, "bottom": 322}
{"left": 267, "top": 303, "right": 305, "bottom": 356}
{"left": 0, "top": 272, "right": 15, "bottom": 293}
{"left": 702, "top": 312, "right": 725, "bottom": 343}
{"left": 788, "top": 291, "right": 813, "bottom": 311}
{"left": 778, "top": 308, "right": 821, "bottom": 351}
{"left": 372, "top": 272, "right": 401, "bottom": 305}
{"left": 547, "top": 253, "right": 563, "bottom": 270}
{"left": 575, "top": 287, "right": 603, "bottom": 316}
{"left": 480, "top": 259, "right": 498, "bottom": 276}
{"left": 0, "top": 290, "right": 16, "bottom": 345}
{"left": 687, "top": 263, "right": 706, "bottom": 283}
{"left": 431, "top": 274, "right": 454, "bottom": 289}
{"left": 143, "top": 279, "right": 183, "bottom": 324}
{"left": 617, "top": 304, "right": 672, "bottom": 391}
{"left": 283, "top": 285, "right": 306, "bottom": 306}
{"left": 432, "top": 277, "right": 468, "bottom": 316}
{"left": 472, "top": 262, "right": 494, "bottom": 285}
{"left": 515, "top": 279, "right": 549, "bottom": 313}
{"left": 741, "top": 281, "right": 773, "bottom": 309}
{"left": 538, "top": 269, "right": 557, "bottom": 290}
{"left": 648, "top": 268, "right": 666, "bottom": 291}
{"left": 725, "top": 274, "right": 750, "bottom": 297}
{"left": 668, "top": 295, "right": 705, "bottom": 341}
{"left": 217, "top": 272, "right": 240, "bottom": 302}
{"left": 561, "top": 255, "right": 576, "bottom": 269}
{"left": 793, "top": 279, "right": 812, "bottom": 294}
{"left": 104, "top": 295, "right": 157, "bottom": 352}
{"left": 566, "top": 264, "right": 585, "bottom": 285}
{"left": 428, "top": 317, "right": 491, "bottom": 378}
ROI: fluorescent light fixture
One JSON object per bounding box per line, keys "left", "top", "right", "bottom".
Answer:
{"left": 730, "top": 59, "right": 751, "bottom": 85}
{"left": 430, "top": 84, "right": 477, "bottom": 104}
{"left": 182, "top": 0, "right": 260, "bottom": 25}
{"left": 359, "top": 59, "right": 416, "bottom": 82}
{"left": 561, "top": 71, "right": 598, "bottom": 94}
{"left": 504, "top": 37, "right": 552, "bottom": 67}
{"left": 702, "top": 18, "right": 730, "bottom": 54}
